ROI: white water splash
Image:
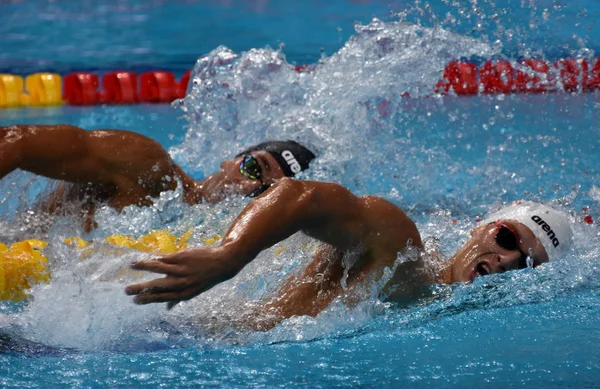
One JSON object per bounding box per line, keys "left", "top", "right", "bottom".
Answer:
{"left": 1, "top": 14, "right": 599, "bottom": 352}
{"left": 170, "top": 19, "right": 498, "bottom": 190}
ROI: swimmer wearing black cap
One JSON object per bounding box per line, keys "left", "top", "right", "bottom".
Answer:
{"left": 126, "top": 179, "right": 574, "bottom": 330}
{"left": 0, "top": 125, "right": 315, "bottom": 231}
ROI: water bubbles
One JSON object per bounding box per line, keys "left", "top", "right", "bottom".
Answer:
{"left": 170, "top": 17, "right": 498, "bottom": 197}
{"left": 542, "top": 8, "right": 551, "bottom": 21}
{"left": 0, "top": 4, "right": 598, "bottom": 355}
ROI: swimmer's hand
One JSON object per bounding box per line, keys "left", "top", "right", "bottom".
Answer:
{"left": 124, "top": 246, "right": 242, "bottom": 309}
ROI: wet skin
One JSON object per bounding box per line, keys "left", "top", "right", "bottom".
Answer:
{"left": 439, "top": 220, "right": 549, "bottom": 283}
{"left": 126, "top": 178, "right": 425, "bottom": 329}
{"left": 125, "top": 178, "right": 551, "bottom": 330}
{"left": 1, "top": 126, "right": 552, "bottom": 328}
{"left": 0, "top": 124, "right": 286, "bottom": 230}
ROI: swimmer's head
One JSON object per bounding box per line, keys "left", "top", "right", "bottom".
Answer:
{"left": 201, "top": 140, "right": 316, "bottom": 203}
{"left": 443, "top": 201, "right": 573, "bottom": 283}
{"left": 236, "top": 140, "right": 316, "bottom": 178}
{"left": 481, "top": 201, "right": 573, "bottom": 261}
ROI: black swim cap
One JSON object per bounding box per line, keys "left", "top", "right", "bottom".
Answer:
{"left": 237, "top": 140, "right": 316, "bottom": 177}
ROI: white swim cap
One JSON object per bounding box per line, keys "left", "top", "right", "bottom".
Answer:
{"left": 482, "top": 201, "right": 573, "bottom": 260}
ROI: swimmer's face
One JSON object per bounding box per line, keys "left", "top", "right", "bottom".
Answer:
{"left": 447, "top": 220, "right": 549, "bottom": 283}
{"left": 201, "top": 151, "right": 286, "bottom": 202}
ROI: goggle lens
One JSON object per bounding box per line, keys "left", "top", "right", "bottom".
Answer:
{"left": 239, "top": 154, "right": 262, "bottom": 181}
{"left": 495, "top": 224, "right": 518, "bottom": 251}
{"left": 494, "top": 222, "right": 534, "bottom": 269}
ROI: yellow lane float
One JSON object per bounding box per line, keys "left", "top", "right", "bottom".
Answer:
{"left": 104, "top": 229, "right": 193, "bottom": 254}
{"left": 0, "top": 240, "right": 51, "bottom": 301}
{"left": 0, "top": 74, "right": 24, "bottom": 108}
{"left": 0, "top": 73, "right": 63, "bottom": 108}
{"left": 23, "top": 73, "right": 63, "bottom": 106}
{"left": 1, "top": 230, "right": 222, "bottom": 301}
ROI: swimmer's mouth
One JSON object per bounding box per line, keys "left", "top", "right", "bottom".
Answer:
{"left": 471, "top": 263, "right": 491, "bottom": 279}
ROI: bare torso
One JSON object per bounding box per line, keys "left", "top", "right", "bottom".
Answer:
{"left": 256, "top": 244, "right": 427, "bottom": 329}
{"left": 228, "top": 191, "right": 429, "bottom": 329}
{"left": 123, "top": 171, "right": 429, "bottom": 327}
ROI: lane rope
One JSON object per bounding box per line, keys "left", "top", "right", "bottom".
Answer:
{"left": 1, "top": 58, "right": 599, "bottom": 108}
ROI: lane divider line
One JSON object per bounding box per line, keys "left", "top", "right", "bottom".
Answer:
{"left": 1, "top": 58, "right": 599, "bottom": 108}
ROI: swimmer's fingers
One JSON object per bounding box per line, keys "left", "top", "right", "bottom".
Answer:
{"left": 150, "top": 252, "right": 190, "bottom": 265}
{"left": 133, "top": 293, "right": 186, "bottom": 305}
{"left": 130, "top": 258, "right": 185, "bottom": 275}
{"left": 125, "top": 279, "right": 202, "bottom": 305}
{"left": 125, "top": 246, "right": 239, "bottom": 307}
{"left": 124, "top": 277, "right": 187, "bottom": 298}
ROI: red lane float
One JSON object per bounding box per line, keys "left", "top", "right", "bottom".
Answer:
{"left": 138, "top": 69, "right": 191, "bottom": 103}
{"left": 555, "top": 58, "right": 585, "bottom": 92}
{"left": 176, "top": 70, "right": 191, "bottom": 99}
{"left": 101, "top": 71, "right": 138, "bottom": 104}
{"left": 584, "top": 59, "right": 600, "bottom": 91}
{"left": 140, "top": 71, "right": 174, "bottom": 103}
{"left": 438, "top": 58, "right": 600, "bottom": 96}
{"left": 515, "top": 59, "right": 552, "bottom": 93}
{"left": 480, "top": 60, "right": 514, "bottom": 94}
{"left": 63, "top": 72, "right": 99, "bottom": 105}
{"left": 2, "top": 59, "right": 600, "bottom": 108}
{"left": 61, "top": 70, "right": 192, "bottom": 106}
{"left": 436, "top": 61, "right": 478, "bottom": 95}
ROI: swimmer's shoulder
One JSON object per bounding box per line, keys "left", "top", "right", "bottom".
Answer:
{"left": 360, "top": 194, "right": 416, "bottom": 225}
{"left": 358, "top": 194, "right": 423, "bottom": 250}
{"left": 86, "top": 129, "right": 173, "bottom": 164}
{"left": 88, "top": 129, "right": 162, "bottom": 146}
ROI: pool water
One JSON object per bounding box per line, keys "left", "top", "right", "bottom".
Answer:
{"left": 1, "top": 1, "right": 600, "bottom": 388}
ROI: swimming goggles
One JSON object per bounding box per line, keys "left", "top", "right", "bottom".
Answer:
{"left": 239, "top": 154, "right": 263, "bottom": 180}
{"left": 493, "top": 222, "right": 535, "bottom": 269}
{"left": 239, "top": 154, "right": 270, "bottom": 197}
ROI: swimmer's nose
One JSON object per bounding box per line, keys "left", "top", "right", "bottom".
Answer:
{"left": 495, "top": 252, "right": 522, "bottom": 272}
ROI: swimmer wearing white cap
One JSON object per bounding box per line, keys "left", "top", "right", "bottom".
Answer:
{"left": 441, "top": 201, "right": 573, "bottom": 282}
{"left": 125, "top": 179, "right": 574, "bottom": 329}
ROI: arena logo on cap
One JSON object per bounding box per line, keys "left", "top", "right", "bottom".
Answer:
{"left": 281, "top": 150, "right": 301, "bottom": 174}
{"left": 531, "top": 215, "right": 560, "bottom": 247}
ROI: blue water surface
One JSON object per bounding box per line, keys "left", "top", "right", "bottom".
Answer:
{"left": 1, "top": 0, "right": 600, "bottom": 74}
{"left": 1, "top": 1, "right": 599, "bottom": 388}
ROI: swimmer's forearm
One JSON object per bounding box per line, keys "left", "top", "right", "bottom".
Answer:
{"left": 0, "top": 126, "right": 23, "bottom": 179}
{"left": 220, "top": 178, "right": 361, "bottom": 267}
{"left": 125, "top": 178, "right": 355, "bottom": 306}
{"left": 220, "top": 178, "right": 314, "bottom": 264}
{"left": 0, "top": 125, "right": 79, "bottom": 178}
{"left": 0, "top": 124, "right": 107, "bottom": 184}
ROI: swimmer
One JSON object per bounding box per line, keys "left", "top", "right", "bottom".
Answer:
{"left": 0, "top": 125, "right": 315, "bottom": 231}
{"left": 125, "top": 179, "right": 573, "bottom": 329}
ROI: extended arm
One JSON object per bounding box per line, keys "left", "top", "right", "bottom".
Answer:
{"left": 125, "top": 177, "right": 421, "bottom": 306}
{"left": 1, "top": 124, "right": 180, "bottom": 196}
{"left": 2, "top": 124, "right": 100, "bottom": 182}
{"left": 1, "top": 125, "right": 28, "bottom": 178}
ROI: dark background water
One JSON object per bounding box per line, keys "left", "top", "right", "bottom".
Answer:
{"left": 1, "top": 0, "right": 599, "bottom": 75}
